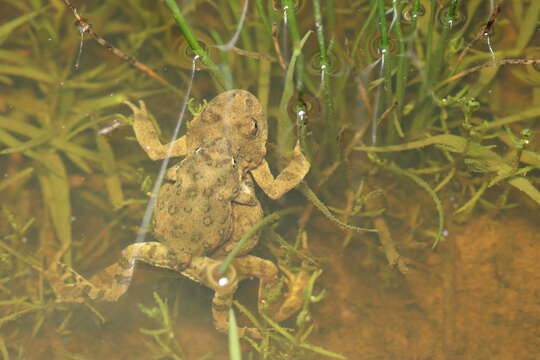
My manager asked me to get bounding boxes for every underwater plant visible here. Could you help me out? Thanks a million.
[0,0,538,358]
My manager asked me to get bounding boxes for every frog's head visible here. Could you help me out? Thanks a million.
[187,90,268,171]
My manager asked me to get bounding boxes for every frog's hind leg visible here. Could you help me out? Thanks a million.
[233,255,309,322]
[182,257,260,338]
[47,242,191,303]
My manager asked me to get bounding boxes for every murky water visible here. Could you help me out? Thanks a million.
[1,0,539,359]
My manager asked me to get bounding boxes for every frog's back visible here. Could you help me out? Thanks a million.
[154,138,240,257]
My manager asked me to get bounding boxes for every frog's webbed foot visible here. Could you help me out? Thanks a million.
[125,100,187,160]
[272,266,310,322]
[46,242,191,303]
[233,255,310,323]
[45,262,96,303]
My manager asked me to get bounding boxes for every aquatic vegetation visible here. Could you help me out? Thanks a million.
[0,0,538,358]
[138,292,187,360]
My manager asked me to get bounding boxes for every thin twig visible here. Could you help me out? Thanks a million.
[61,0,175,92]
[443,58,540,84]
[272,23,287,70]
[231,46,276,62]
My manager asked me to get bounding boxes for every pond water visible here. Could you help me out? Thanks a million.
[0,0,539,359]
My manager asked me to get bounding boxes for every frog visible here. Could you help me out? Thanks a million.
[46,90,311,337]
[126,90,312,334]
[152,136,246,258]
[46,136,243,303]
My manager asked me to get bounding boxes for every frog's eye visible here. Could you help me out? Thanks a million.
[248,117,259,137]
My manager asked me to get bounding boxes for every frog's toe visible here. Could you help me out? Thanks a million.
[267,268,311,322]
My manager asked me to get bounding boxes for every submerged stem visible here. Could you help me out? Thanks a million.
[164,0,225,87]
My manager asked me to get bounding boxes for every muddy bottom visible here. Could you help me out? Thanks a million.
[313,211,540,360]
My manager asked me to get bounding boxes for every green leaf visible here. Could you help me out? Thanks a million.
[0,8,46,46]
[228,309,242,360]
[37,152,72,262]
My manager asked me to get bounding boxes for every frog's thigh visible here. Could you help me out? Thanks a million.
[232,255,280,310]
[184,257,240,333]
[125,100,187,160]
[59,242,189,303]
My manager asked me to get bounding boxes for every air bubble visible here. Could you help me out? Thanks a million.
[287,93,320,125]
[308,51,343,76]
[401,3,426,23]
[273,0,305,12]
[368,33,397,59]
[437,4,466,31]
[218,276,229,287]
[168,31,217,70]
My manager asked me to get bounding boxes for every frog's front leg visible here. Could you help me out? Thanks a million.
[47,242,190,303]
[125,100,187,160]
[250,143,310,199]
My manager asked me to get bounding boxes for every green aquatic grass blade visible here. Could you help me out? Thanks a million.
[163,0,224,87]
[0,114,42,138]
[0,64,55,83]
[356,134,539,207]
[37,152,72,263]
[0,133,54,155]
[298,183,377,233]
[475,105,540,131]
[0,128,58,174]
[299,343,347,360]
[516,1,540,51]
[355,134,467,153]
[521,150,540,168]
[0,239,40,268]
[385,164,445,249]
[61,150,93,174]
[278,31,312,154]
[254,0,271,35]
[282,0,305,90]
[375,0,393,102]
[228,309,242,360]
[233,300,264,331]
[0,167,34,193]
[508,177,540,205]
[54,142,101,164]
[0,335,8,360]
[0,8,46,46]
[313,0,339,157]
[454,181,487,215]
[260,313,295,342]
[73,94,128,119]
[96,135,125,209]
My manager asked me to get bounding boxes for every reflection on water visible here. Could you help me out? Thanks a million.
[1,0,539,359]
